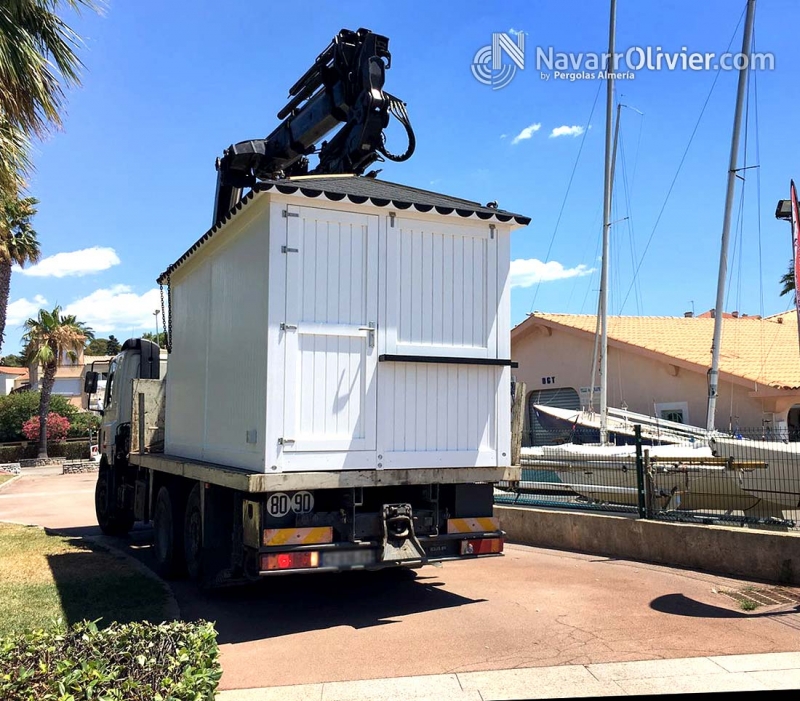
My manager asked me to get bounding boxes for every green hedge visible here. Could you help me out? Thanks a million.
[0,440,90,462]
[0,619,221,701]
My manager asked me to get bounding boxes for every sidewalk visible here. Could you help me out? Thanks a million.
[216,652,800,700]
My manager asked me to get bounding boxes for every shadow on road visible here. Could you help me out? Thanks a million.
[175,569,485,645]
[47,524,488,644]
[44,533,168,629]
[651,593,800,626]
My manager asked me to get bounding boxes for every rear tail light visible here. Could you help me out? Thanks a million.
[460,538,503,555]
[261,551,319,571]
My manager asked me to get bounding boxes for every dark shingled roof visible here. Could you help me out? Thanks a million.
[158,175,529,283]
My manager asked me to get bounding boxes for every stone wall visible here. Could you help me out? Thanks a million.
[496,505,799,585]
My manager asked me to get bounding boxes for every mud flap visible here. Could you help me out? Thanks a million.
[380,503,428,563]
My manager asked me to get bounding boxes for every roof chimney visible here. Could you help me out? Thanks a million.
[684,311,693,318]
[710,309,715,319]
[731,311,739,318]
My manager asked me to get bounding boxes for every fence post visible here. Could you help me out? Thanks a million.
[644,449,655,518]
[511,381,526,466]
[634,424,647,519]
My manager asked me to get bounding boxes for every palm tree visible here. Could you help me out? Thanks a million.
[0,1,99,196]
[0,193,40,353]
[22,306,93,458]
[0,1,98,135]
[0,118,30,197]
[780,260,794,299]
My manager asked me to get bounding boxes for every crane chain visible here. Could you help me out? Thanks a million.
[160,276,172,353]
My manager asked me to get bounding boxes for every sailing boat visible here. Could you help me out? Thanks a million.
[520,0,775,514]
[532,0,708,448]
[708,177,800,515]
[535,0,759,448]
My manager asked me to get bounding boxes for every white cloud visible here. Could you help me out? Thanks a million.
[550,125,586,139]
[15,247,121,278]
[511,123,541,145]
[63,285,161,334]
[6,295,48,328]
[510,259,595,288]
[508,28,525,37]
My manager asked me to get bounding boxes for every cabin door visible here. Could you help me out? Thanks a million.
[282,205,379,453]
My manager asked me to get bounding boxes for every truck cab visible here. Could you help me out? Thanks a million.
[84,338,165,534]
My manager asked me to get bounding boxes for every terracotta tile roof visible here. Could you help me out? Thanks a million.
[517,312,800,390]
[0,366,28,376]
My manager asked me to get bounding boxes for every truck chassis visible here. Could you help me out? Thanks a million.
[93,380,517,587]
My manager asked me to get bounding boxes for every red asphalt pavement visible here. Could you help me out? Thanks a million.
[2,469,800,691]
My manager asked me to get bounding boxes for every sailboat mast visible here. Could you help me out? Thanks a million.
[599,0,617,444]
[706,0,757,432]
[591,101,621,416]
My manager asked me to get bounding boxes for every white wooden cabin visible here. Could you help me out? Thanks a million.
[159,176,530,473]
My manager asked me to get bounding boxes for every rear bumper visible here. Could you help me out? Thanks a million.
[256,531,505,576]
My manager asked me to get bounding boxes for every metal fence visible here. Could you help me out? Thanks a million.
[495,426,800,531]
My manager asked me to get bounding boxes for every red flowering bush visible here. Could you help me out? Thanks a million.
[22,413,70,441]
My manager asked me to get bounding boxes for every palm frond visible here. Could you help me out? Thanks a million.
[22,304,92,368]
[0,1,99,135]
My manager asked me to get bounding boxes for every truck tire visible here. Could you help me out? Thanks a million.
[95,469,134,536]
[183,483,203,581]
[153,485,186,579]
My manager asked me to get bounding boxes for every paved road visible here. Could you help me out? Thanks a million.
[2,469,800,693]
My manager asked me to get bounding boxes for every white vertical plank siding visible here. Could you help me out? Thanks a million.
[377,362,502,464]
[387,218,495,357]
[452,236,465,347]
[167,191,516,473]
[376,216,507,468]
[281,206,378,464]
[496,224,512,464]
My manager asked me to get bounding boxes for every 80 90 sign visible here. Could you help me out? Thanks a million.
[266,491,315,517]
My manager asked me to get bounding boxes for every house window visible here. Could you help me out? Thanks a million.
[655,402,689,425]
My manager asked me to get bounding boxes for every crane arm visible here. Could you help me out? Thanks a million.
[212,28,415,226]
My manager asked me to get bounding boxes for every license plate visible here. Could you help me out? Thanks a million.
[322,549,377,567]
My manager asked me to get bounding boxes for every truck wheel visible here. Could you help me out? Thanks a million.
[183,483,203,581]
[153,485,186,579]
[95,469,134,536]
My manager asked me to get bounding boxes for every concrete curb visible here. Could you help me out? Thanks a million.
[0,520,181,623]
[213,652,800,699]
[0,473,22,492]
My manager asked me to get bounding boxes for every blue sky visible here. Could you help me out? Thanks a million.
[5,0,800,352]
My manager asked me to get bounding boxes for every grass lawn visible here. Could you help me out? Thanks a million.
[0,523,168,637]
[0,474,15,487]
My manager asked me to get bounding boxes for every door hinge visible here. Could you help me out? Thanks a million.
[281,245,299,253]
[278,437,295,445]
[282,210,299,218]
[280,322,298,331]
[358,322,376,347]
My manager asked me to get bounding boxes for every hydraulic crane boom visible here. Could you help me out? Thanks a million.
[212,27,415,226]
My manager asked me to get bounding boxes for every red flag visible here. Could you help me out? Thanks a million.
[793,180,800,351]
